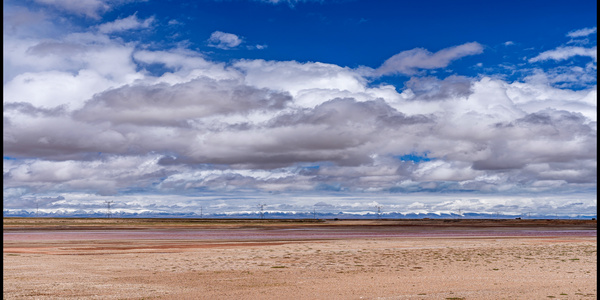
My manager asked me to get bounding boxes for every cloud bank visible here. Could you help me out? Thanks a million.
[2,3,597,217]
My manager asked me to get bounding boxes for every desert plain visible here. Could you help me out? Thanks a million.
[3,217,597,299]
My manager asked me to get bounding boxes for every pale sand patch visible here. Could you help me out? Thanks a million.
[4,235,596,299]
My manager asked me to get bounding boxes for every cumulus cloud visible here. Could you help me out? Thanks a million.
[523,64,597,89]
[4,34,143,109]
[132,48,237,81]
[2,6,596,216]
[2,4,54,37]
[375,42,484,76]
[3,7,153,107]
[401,75,473,101]
[73,77,293,126]
[3,155,173,196]
[5,72,595,195]
[97,14,155,34]
[207,31,243,49]
[234,59,369,103]
[32,0,136,19]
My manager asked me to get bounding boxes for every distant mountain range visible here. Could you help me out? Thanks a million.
[3,210,596,220]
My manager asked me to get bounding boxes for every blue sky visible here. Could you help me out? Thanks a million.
[3,0,597,217]
[95,0,597,84]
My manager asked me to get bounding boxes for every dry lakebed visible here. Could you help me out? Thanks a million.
[3,218,597,299]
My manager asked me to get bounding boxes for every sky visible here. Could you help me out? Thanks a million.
[3,0,597,218]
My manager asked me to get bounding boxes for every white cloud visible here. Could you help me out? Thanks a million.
[413,160,480,182]
[73,76,293,126]
[32,0,133,19]
[523,63,597,89]
[3,155,169,196]
[2,4,56,37]
[3,4,71,82]
[5,70,596,197]
[2,3,596,216]
[3,32,143,109]
[233,59,369,104]
[97,14,155,34]
[207,31,243,49]
[505,78,597,122]
[256,0,322,7]
[529,46,597,63]
[132,48,237,82]
[248,44,268,50]
[567,26,597,38]
[375,42,484,76]
[4,70,116,109]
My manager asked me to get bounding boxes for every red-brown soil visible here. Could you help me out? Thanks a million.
[3,218,597,299]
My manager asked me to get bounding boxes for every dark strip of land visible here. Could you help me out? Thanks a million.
[3,217,596,231]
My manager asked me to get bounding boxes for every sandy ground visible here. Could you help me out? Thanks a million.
[3,218,597,299]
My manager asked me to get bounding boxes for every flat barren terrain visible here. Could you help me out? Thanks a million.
[3,218,597,299]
